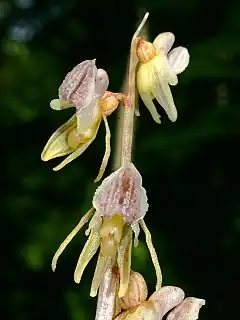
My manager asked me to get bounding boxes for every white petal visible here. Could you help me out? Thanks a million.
[168,47,190,74]
[154,53,178,86]
[95,69,109,97]
[153,32,175,54]
[152,69,178,122]
[139,91,161,124]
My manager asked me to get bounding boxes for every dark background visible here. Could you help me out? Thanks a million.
[1,0,239,319]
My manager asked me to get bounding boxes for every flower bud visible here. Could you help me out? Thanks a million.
[100,91,120,116]
[119,271,148,310]
[136,38,157,63]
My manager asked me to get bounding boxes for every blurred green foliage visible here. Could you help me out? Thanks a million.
[1,0,239,319]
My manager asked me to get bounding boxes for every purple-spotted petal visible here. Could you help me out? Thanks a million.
[59,59,97,110]
[93,161,148,223]
[168,47,190,75]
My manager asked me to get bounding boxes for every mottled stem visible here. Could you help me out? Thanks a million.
[95,12,149,320]
[95,262,119,320]
[121,12,149,163]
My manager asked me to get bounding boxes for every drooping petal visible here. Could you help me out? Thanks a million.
[168,47,190,75]
[139,91,161,124]
[74,218,102,284]
[166,297,205,320]
[152,65,178,122]
[41,115,78,161]
[153,32,175,54]
[59,59,97,108]
[136,61,161,123]
[94,115,111,182]
[90,253,109,297]
[149,286,185,319]
[52,117,101,171]
[51,207,94,271]
[140,220,162,290]
[117,225,132,297]
[93,160,149,223]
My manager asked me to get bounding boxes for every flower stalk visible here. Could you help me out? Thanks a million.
[95,12,150,320]
[121,12,149,163]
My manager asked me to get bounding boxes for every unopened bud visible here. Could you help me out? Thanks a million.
[119,271,148,310]
[100,91,120,116]
[136,38,157,63]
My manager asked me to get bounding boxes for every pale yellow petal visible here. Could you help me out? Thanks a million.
[53,118,101,171]
[50,99,72,110]
[51,207,95,271]
[94,115,111,182]
[139,92,161,124]
[74,218,102,284]
[76,99,101,134]
[117,225,132,298]
[41,115,77,161]
[140,219,162,290]
[90,253,109,297]
[152,68,177,122]
[153,32,175,54]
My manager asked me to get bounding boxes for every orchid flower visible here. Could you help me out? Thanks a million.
[136,32,190,123]
[51,159,162,299]
[41,59,121,182]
